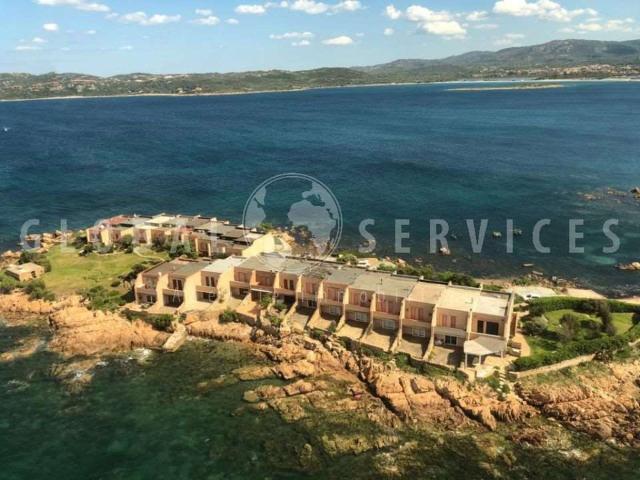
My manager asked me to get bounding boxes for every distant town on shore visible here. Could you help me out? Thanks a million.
[2,38,640,101]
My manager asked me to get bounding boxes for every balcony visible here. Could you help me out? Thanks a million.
[196,285,217,294]
[162,288,184,297]
[433,325,467,339]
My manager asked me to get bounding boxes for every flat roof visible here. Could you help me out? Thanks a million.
[147,215,176,225]
[143,259,191,277]
[474,292,510,317]
[325,266,363,286]
[350,272,417,297]
[407,282,447,304]
[120,216,150,227]
[171,261,211,277]
[174,215,210,228]
[237,255,287,272]
[438,287,480,312]
[203,256,246,274]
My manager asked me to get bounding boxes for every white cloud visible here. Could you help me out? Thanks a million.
[403,5,467,39]
[16,45,42,51]
[474,23,499,30]
[226,18,240,24]
[118,12,181,26]
[384,27,394,36]
[292,39,311,46]
[85,29,97,34]
[494,32,525,46]
[290,0,329,14]
[466,10,488,22]
[235,4,267,14]
[575,18,635,33]
[119,45,133,50]
[35,0,110,13]
[43,23,60,31]
[385,5,402,20]
[32,36,47,44]
[193,16,220,25]
[270,31,315,39]
[195,8,213,16]
[422,21,466,38]
[493,0,597,23]
[322,35,354,45]
[332,0,363,13]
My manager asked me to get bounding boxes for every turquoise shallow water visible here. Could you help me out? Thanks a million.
[0,82,639,293]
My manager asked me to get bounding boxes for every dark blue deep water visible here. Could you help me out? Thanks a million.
[1,82,639,293]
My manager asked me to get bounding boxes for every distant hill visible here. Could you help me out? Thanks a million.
[358,39,640,74]
[2,39,640,100]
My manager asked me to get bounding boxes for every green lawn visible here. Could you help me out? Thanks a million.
[41,245,167,296]
[524,309,635,357]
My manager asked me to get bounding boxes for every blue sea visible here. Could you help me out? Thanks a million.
[1,82,639,294]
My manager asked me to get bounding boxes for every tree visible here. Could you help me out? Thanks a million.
[119,263,147,288]
[558,313,580,342]
[117,234,134,253]
[596,301,616,336]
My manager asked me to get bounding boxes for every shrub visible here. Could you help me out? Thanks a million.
[528,297,640,315]
[168,242,197,259]
[273,301,287,313]
[633,313,640,326]
[0,275,20,294]
[513,332,634,371]
[145,314,173,332]
[19,251,52,272]
[265,313,282,328]
[81,286,125,311]
[521,316,548,336]
[259,294,273,310]
[377,263,397,273]
[24,279,55,301]
[80,243,95,256]
[220,309,238,323]
[558,313,580,341]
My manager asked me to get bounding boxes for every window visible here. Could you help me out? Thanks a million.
[283,278,295,290]
[477,320,484,333]
[352,311,368,323]
[486,322,500,336]
[382,319,397,330]
[324,305,341,316]
[450,315,457,328]
[172,279,183,290]
[205,276,216,287]
[199,292,216,303]
[444,335,458,346]
[410,327,426,338]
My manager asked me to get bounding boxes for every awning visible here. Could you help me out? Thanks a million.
[464,336,506,357]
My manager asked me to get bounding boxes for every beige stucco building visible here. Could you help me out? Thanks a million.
[133,253,516,368]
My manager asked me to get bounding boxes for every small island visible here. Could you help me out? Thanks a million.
[448,83,564,92]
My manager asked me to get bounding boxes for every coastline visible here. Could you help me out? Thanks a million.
[1,77,639,104]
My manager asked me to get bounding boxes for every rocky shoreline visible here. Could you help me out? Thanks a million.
[1,291,640,459]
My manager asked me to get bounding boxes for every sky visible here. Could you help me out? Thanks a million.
[2,0,640,75]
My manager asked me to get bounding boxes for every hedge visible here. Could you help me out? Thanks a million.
[527,297,640,315]
[513,323,640,371]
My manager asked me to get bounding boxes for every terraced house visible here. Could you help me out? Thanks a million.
[132,253,516,368]
[85,212,277,257]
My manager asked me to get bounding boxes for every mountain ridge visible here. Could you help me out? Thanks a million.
[2,38,640,100]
